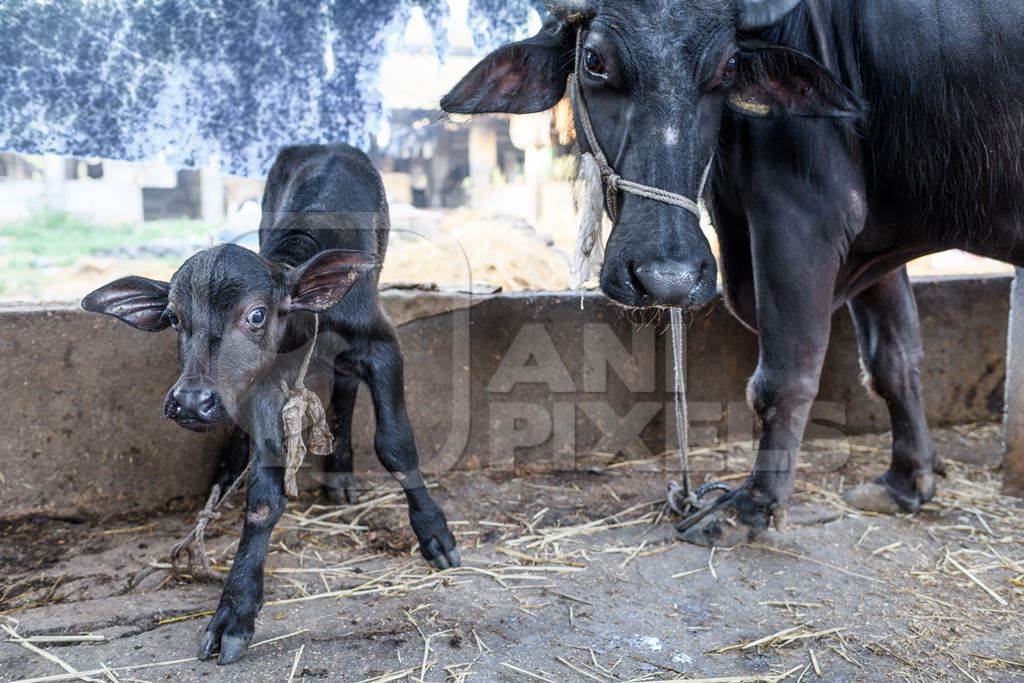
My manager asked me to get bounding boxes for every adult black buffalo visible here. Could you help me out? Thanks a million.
[442,0,1024,544]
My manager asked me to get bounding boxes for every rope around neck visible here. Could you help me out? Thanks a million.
[281,314,334,498]
[168,314,329,579]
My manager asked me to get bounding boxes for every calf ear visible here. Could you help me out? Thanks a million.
[440,16,575,115]
[728,43,862,119]
[81,276,171,332]
[286,250,381,313]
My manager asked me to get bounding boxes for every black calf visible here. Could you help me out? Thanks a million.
[82,143,459,665]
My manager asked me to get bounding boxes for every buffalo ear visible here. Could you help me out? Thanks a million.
[727,43,862,119]
[440,16,575,115]
[81,276,171,332]
[286,250,381,313]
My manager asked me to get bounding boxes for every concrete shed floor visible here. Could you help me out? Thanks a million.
[2,425,1023,682]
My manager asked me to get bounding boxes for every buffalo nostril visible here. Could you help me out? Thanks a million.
[698,259,714,280]
[628,263,649,297]
[630,261,707,308]
[197,390,216,417]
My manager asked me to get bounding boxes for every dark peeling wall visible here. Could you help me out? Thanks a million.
[0,0,540,177]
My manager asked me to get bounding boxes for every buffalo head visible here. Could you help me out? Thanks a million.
[442,0,860,310]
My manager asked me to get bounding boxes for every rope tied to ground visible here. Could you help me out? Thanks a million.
[565,26,725,518]
[170,458,251,580]
[666,308,697,512]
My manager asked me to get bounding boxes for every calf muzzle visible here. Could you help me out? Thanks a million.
[165,383,223,431]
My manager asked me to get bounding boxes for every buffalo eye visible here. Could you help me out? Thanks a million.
[722,55,738,87]
[246,307,267,329]
[165,310,180,329]
[583,48,606,77]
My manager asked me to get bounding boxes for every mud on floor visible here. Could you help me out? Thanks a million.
[1,425,1023,682]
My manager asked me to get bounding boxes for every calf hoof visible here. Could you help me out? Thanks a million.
[198,606,255,665]
[423,537,461,570]
[676,488,772,548]
[410,507,460,570]
[843,471,936,514]
[323,472,357,505]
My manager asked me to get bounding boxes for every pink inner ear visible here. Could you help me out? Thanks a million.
[287,257,375,312]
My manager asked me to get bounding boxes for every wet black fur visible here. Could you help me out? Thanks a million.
[200,144,459,664]
[83,144,459,665]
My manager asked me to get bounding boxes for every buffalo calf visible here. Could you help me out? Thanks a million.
[82,144,459,665]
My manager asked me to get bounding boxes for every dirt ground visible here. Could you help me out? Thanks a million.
[2,424,1022,682]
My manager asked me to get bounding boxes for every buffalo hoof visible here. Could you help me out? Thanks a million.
[843,471,936,514]
[675,487,774,548]
[409,502,460,570]
[323,472,357,505]
[678,509,762,547]
[842,481,902,514]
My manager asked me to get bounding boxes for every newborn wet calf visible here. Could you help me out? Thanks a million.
[82,144,459,665]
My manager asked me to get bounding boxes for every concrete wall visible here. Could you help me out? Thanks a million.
[0,274,1010,519]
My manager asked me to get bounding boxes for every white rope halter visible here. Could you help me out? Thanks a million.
[568,28,713,224]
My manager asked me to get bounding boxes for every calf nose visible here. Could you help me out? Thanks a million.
[630,259,716,309]
[167,385,217,422]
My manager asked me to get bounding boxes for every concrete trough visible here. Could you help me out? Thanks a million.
[0,274,1011,519]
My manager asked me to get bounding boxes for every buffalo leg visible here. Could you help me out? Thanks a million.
[680,211,839,546]
[199,395,285,665]
[324,376,359,504]
[844,267,942,512]
[357,328,460,569]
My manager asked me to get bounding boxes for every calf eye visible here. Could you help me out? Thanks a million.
[165,310,180,329]
[583,48,606,77]
[246,307,267,328]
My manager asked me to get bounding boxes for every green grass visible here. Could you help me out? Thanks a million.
[0,212,221,298]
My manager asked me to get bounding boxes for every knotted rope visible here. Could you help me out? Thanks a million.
[169,458,251,580]
[665,309,730,516]
[280,314,333,498]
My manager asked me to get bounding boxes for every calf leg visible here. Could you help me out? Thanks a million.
[680,211,839,546]
[324,376,359,504]
[844,267,942,512]
[213,427,250,493]
[356,328,460,569]
[199,395,285,665]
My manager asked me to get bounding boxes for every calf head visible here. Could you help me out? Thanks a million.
[442,0,860,310]
[82,244,379,431]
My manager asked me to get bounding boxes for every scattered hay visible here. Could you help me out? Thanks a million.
[5,424,1022,681]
